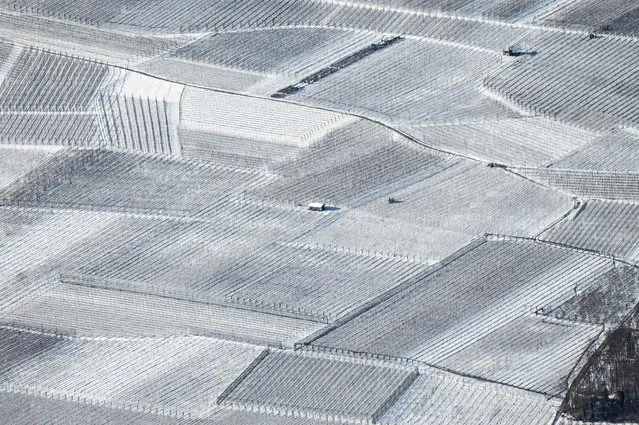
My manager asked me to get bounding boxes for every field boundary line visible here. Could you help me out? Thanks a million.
[216,348,270,405]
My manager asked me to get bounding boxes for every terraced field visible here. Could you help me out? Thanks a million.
[290,37,508,124]
[0,149,270,216]
[220,350,417,423]
[541,200,639,262]
[485,33,639,131]
[404,117,598,167]
[308,237,613,371]
[252,119,457,206]
[539,0,639,36]
[0,328,265,418]
[172,28,379,77]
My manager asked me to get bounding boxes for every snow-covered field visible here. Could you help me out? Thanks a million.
[0,1,636,423]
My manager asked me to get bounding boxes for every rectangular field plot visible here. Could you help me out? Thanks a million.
[310,237,613,365]
[0,327,65,375]
[380,369,561,425]
[326,0,548,21]
[0,48,107,111]
[0,390,335,425]
[0,390,334,425]
[180,87,351,148]
[171,27,379,77]
[404,116,597,167]
[195,242,430,321]
[0,331,265,418]
[253,119,455,206]
[0,12,184,66]
[0,391,217,425]
[605,7,639,38]
[0,40,12,64]
[205,410,334,425]
[72,203,330,292]
[539,0,639,34]
[362,160,572,237]
[97,94,178,157]
[317,6,549,52]
[107,0,334,33]
[516,168,639,202]
[136,58,266,93]
[541,200,639,262]
[0,204,328,345]
[290,38,509,125]
[437,315,602,394]
[220,350,417,424]
[299,209,474,264]
[179,129,303,170]
[0,281,323,347]
[0,207,133,312]
[5,0,129,24]
[0,149,270,216]
[549,130,639,172]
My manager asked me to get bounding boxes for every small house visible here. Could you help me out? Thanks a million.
[308,202,325,211]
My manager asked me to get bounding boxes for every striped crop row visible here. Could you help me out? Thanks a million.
[0,48,107,112]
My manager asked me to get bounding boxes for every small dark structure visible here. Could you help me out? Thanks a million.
[502,46,522,56]
[502,46,537,57]
[388,197,401,204]
[487,162,507,169]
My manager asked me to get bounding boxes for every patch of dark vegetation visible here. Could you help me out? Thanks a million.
[272,35,402,98]
[564,327,639,422]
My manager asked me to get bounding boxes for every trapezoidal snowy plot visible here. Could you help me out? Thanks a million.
[309,237,612,374]
[218,349,417,424]
[251,119,457,207]
[0,149,271,216]
[0,279,324,347]
[380,368,562,425]
[0,328,266,419]
[180,87,353,148]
